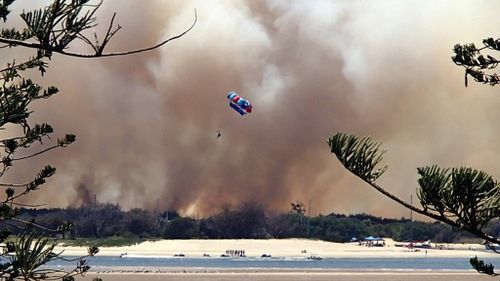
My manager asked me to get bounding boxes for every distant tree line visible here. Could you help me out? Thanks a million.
[12,202,500,243]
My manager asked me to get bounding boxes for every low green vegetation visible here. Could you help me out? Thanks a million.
[13,203,498,243]
[60,237,161,247]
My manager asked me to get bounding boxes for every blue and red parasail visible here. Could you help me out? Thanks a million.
[227,91,253,115]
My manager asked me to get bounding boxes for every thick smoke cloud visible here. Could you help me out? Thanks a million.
[4,1,500,218]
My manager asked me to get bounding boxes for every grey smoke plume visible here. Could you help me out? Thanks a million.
[5,1,500,218]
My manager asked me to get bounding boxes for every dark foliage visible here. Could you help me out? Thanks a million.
[328,132,500,276]
[453,39,500,86]
[16,203,490,243]
[0,1,195,278]
[470,256,497,276]
[212,203,268,239]
[164,217,198,239]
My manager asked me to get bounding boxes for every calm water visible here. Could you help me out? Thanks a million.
[48,256,500,271]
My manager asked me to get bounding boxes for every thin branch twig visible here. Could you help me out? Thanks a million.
[0,10,197,59]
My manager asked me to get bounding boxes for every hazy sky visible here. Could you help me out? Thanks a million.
[3,0,500,219]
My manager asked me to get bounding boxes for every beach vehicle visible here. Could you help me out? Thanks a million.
[394,240,431,249]
[307,255,323,261]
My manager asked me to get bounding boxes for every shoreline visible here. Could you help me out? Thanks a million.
[56,238,498,259]
[60,239,498,281]
[89,267,481,273]
[75,270,493,281]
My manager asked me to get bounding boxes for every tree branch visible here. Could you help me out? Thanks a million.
[328,132,500,245]
[11,144,59,161]
[365,177,500,244]
[0,9,197,59]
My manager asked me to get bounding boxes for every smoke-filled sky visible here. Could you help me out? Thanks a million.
[3,0,500,218]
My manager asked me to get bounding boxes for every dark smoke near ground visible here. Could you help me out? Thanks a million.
[4,1,500,218]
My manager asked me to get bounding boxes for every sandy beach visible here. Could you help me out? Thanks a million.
[59,238,499,280]
[57,238,498,259]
